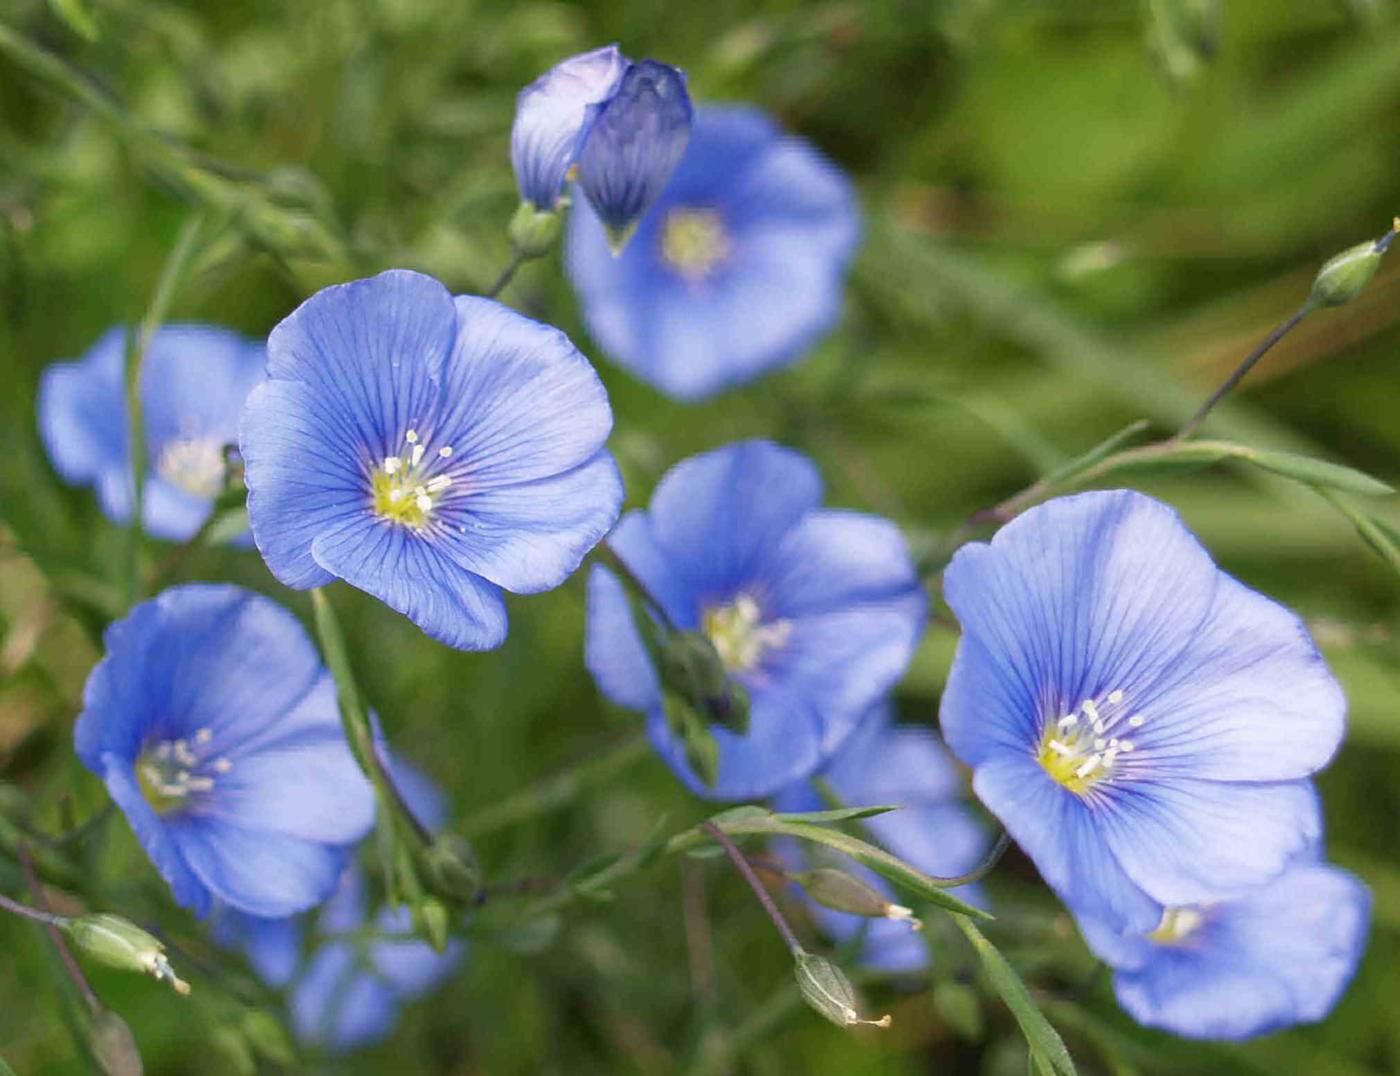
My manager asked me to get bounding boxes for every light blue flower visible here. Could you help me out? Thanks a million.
[511,46,690,245]
[239,269,623,651]
[290,866,464,1053]
[575,59,692,251]
[1077,860,1370,1039]
[38,324,265,540]
[586,440,926,799]
[775,709,988,973]
[74,584,375,918]
[567,106,860,401]
[939,490,1345,932]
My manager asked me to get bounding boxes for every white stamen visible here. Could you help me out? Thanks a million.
[185,776,215,793]
[1118,741,1135,753]
[1094,738,1107,750]
[1081,699,1100,721]
[425,475,452,493]
[411,443,426,467]
[1058,714,1078,729]
[383,456,402,474]
[438,446,453,458]
[1047,739,1073,757]
[195,728,212,745]
[1102,748,1119,767]
[1107,689,1124,704]
[212,758,232,774]
[1128,714,1146,728]
[389,489,404,503]
[1076,755,1101,779]
[415,493,432,513]
[405,430,419,444]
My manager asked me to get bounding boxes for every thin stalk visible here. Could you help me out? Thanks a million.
[0,890,68,928]
[599,543,676,632]
[701,821,802,954]
[485,250,528,299]
[462,729,650,837]
[925,831,1012,888]
[1174,302,1314,441]
[123,211,209,607]
[18,846,99,1015]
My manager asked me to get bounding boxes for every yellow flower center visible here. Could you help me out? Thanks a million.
[137,728,231,814]
[1037,690,1144,795]
[372,429,457,530]
[156,437,227,499]
[661,208,730,280]
[703,594,791,673]
[1146,906,1206,945]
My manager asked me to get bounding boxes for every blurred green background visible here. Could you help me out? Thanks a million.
[2,0,1400,1072]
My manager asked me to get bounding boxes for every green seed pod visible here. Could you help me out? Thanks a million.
[422,832,482,905]
[793,951,891,1030]
[1311,239,1383,308]
[795,867,920,929]
[65,914,189,995]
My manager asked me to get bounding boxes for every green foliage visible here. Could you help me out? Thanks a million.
[1,1,1399,1074]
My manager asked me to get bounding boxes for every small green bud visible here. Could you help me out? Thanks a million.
[795,868,921,930]
[793,950,891,1030]
[659,631,749,734]
[508,200,563,258]
[89,1009,142,1076]
[421,832,482,905]
[664,691,722,787]
[1311,239,1382,308]
[416,897,452,954]
[65,914,189,995]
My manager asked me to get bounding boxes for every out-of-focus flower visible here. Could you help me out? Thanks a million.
[775,709,987,972]
[74,584,374,918]
[38,324,264,540]
[1077,861,1370,1039]
[586,440,925,799]
[511,46,690,248]
[939,490,1345,932]
[567,106,860,401]
[239,270,622,651]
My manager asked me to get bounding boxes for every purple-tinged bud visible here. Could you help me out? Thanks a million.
[510,45,627,211]
[576,59,693,253]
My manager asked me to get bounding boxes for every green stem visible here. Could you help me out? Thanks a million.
[462,730,650,838]
[0,890,68,928]
[123,211,209,607]
[485,249,529,299]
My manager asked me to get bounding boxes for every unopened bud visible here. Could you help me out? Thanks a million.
[659,631,749,734]
[508,201,563,258]
[1310,223,1395,308]
[664,691,722,787]
[793,950,891,1030]
[422,832,482,905]
[89,1009,142,1076]
[795,868,922,931]
[65,914,189,995]
[416,897,452,954]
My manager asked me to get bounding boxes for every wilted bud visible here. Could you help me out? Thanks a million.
[415,897,452,954]
[658,631,749,734]
[795,868,922,930]
[65,914,189,995]
[510,45,628,211]
[1310,222,1396,308]
[508,200,564,258]
[577,59,693,253]
[422,832,483,905]
[89,1009,143,1076]
[793,950,891,1030]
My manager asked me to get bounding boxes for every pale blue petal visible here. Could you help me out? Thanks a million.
[762,511,921,619]
[291,943,400,1051]
[37,327,126,485]
[584,564,662,712]
[103,758,210,916]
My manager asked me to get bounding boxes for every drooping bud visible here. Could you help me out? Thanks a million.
[510,45,627,211]
[421,832,482,905]
[658,630,750,734]
[794,868,922,931]
[508,200,564,258]
[576,59,693,253]
[793,950,891,1030]
[65,913,189,995]
[1310,221,1396,308]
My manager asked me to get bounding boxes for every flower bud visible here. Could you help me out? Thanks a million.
[511,45,627,211]
[1310,222,1396,308]
[576,59,693,253]
[89,1009,143,1076]
[795,868,922,930]
[65,914,190,995]
[421,832,482,905]
[793,951,891,1030]
[508,200,564,258]
[658,630,750,734]
[664,691,722,788]
[415,897,452,954]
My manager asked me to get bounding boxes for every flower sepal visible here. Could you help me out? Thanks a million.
[1310,221,1396,308]
[793,950,891,1030]
[420,832,483,907]
[508,200,564,259]
[65,913,190,995]
[663,690,721,788]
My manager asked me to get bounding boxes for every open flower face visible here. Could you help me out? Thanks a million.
[940,490,1346,932]
[239,270,623,651]
[585,440,926,799]
[38,324,265,540]
[567,106,860,401]
[1076,862,1370,1040]
[74,584,375,918]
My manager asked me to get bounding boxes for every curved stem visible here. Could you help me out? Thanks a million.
[701,821,802,953]
[17,846,98,1016]
[1174,302,1313,441]
[921,830,1012,888]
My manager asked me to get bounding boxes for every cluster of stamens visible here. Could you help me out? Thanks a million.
[1146,906,1206,946]
[1038,689,1145,794]
[661,207,731,280]
[138,727,231,812]
[703,593,792,673]
[372,429,457,529]
[156,437,228,499]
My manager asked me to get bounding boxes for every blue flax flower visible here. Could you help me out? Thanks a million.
[240,269,623,651]
[1077,860,1370,1039]
[939,490,1345,932]
[291,867,464,1052]
[74,584,375,918]
[776,709,987,972]
[39,324,265,540]
[511,45,690,244]
[567,106,860,401]
[586,440,926,799]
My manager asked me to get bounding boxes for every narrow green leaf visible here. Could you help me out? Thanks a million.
[1317,491,1400,575]
[1095,440,1393,497]
[1041,419,1150,488]
[953,914,1076,1076]
[46,0,99,40]
[707,805,773,826]
[773,804,900,824]
[1242,446,1392,496]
